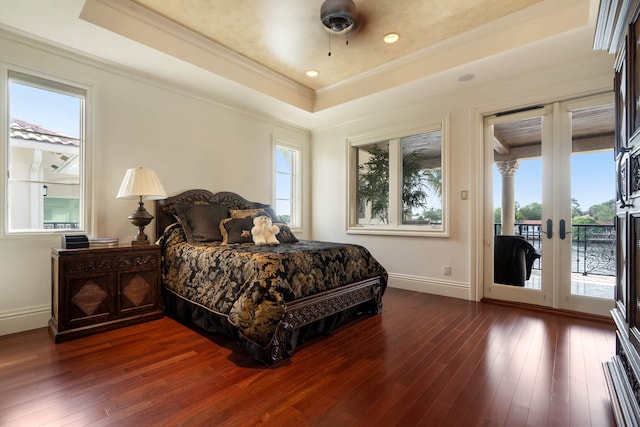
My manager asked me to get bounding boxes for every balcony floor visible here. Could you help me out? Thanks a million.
[524,270,615,299]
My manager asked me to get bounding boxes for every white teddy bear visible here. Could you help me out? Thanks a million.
[251,214,280,245]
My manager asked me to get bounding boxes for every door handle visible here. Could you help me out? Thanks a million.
[617,148,633,208]
[541,218,552,239]
[559,219,568,240]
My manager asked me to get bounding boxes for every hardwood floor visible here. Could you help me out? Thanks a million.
[0,288,615,426]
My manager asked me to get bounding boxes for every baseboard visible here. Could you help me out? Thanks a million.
[387,273,470,300]
[0,304,50,336]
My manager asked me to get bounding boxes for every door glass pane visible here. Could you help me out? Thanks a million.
[569,104,615,299]
[493,116,543,289]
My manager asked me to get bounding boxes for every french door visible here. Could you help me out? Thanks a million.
[483,93,615,316]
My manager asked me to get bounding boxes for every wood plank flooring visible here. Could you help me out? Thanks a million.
[0,288,615,426]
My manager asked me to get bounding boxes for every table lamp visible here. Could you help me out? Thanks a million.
[116,167,167,245]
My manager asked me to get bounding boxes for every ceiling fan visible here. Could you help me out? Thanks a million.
[320,0,358,33]
[320,0,360,56]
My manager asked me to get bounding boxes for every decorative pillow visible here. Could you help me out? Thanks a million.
[220,217,255,244]
[174,203,229,244]
[275,223,299,243]
[230,208,265,219]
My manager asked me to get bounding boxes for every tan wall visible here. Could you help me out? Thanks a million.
[0,31,311,335]
[310,49,614,301]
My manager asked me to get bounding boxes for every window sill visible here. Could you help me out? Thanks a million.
[2,229,89,240]
[346,226,448,238]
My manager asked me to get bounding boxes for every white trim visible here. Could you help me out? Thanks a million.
[346,116,450,237]
[388,272,469,300]
[79,0,315,112]
[2,63,95,238]
[479,92,615,315]
[0,304,50,336]
[272,136,303,230]
[470,109,484,302]
[0,26,310,136]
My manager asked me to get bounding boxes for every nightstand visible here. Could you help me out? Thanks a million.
[49,244,163,342]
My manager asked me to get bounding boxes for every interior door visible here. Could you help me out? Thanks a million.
[483,94,616,316]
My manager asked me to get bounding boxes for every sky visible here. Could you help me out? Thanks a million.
[493,150,615,211]
[9,81,81,137]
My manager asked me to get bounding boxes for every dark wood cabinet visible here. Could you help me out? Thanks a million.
[596,0,640,423]
[49,245,163,342]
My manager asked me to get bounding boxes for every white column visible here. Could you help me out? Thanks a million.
[496,160,519,235]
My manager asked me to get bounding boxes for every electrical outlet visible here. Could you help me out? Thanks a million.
[443,265,451,276]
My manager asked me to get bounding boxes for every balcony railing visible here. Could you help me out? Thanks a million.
[494,223,615,277]
[43,222,80,230]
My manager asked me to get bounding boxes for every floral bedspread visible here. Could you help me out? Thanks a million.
[159,223,387,347]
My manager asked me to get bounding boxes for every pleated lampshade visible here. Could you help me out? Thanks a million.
[116,167,167,200]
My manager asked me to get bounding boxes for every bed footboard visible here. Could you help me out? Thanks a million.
[268,277,383,364]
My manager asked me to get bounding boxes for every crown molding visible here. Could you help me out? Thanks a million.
[80,0,316,112]
[314,0,591,110]
[79,0,593,114]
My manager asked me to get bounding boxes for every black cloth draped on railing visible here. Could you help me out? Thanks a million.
[494,223,614,277]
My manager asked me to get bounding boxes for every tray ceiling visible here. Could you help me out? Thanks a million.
[130,0,543,90]
[79,0,594,112]
[0,0,608,127]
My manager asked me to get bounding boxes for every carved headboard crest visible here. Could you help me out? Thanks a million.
[155,189,277,237]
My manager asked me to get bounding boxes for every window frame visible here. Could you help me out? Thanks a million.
[346,117,450,237]
[2,65,93,238]
[273,137,302,230]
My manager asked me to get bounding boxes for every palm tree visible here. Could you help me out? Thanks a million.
[358,145,390,223]
[402,151,429,221]
[358,146,442,223]
[424,169,442,197]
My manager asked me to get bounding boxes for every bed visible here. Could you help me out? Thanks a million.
[155,189,387,365]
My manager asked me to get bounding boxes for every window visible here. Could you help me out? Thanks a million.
[6,70,87,234]
[348,120,448,236]
[274,140,301,228]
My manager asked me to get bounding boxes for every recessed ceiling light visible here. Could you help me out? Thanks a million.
[306,69,319,77]
[458,74,475,82]
[383,33,400,44]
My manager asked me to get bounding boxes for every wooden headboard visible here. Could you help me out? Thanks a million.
[155,189,278,238]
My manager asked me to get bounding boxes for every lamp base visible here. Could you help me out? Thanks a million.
[131,238,150,246]
[128,197,153,246]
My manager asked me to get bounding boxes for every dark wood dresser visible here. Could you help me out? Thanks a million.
[49,244,163,342]
[595,0,640,424]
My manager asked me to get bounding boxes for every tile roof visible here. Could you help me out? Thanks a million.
[9,118,79,147]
